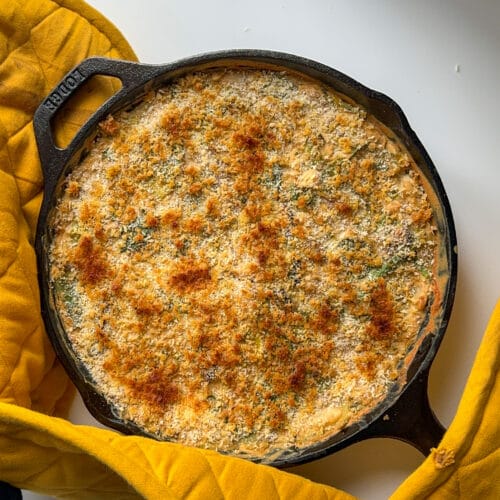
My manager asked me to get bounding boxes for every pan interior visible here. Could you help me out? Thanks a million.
[39,56,449,463]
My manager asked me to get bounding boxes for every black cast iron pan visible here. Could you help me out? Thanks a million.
[33,50,457,468]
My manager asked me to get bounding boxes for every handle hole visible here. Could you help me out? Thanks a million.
[51,75,123,149]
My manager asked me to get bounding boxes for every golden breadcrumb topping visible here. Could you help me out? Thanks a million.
[49,68,438,460]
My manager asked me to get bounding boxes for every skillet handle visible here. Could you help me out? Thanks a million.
[33,57,163,192]
[356,369,445,455]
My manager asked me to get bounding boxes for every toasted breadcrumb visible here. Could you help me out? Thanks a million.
[49,68,439,460]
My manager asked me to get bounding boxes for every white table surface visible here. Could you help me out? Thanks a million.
[25,1,500,498]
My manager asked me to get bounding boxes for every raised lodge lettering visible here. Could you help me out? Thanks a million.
[44,68,85,111]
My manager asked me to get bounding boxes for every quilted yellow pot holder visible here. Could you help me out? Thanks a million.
[0,1,498,498]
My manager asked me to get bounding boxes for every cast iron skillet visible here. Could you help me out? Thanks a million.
[33,50,457,468]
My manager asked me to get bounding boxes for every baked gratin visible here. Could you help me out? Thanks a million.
[48,68,439,460]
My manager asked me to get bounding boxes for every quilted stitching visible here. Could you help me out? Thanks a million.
[0,0,135,416]
[0,401,353,498]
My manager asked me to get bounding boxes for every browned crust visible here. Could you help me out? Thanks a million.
[49,68,439,458]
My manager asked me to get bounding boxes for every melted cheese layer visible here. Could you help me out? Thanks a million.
[49,68,438,460]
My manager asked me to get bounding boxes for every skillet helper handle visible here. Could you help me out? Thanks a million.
[33,57,162,190]
[358,370,445,455]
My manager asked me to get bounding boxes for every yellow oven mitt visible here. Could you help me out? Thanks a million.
[390,302,500,499]
[0,1,499,499]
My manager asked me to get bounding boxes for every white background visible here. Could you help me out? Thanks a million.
[25,1,500,498]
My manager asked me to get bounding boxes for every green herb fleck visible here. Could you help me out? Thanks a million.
[54,276,82,321]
